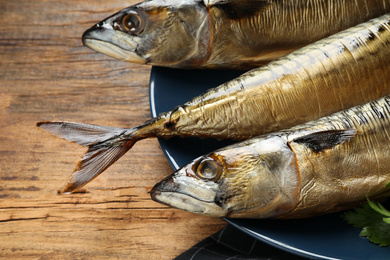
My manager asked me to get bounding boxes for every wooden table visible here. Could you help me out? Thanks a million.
[0,1,225,258]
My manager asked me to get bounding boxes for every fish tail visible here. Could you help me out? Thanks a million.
[37,121,138,194]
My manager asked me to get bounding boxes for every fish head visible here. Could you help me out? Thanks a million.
[82,0,211,67]
[151,135,301,218]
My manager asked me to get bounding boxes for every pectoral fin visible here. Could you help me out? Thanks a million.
[291,129,357,153]
[210,0,272,20]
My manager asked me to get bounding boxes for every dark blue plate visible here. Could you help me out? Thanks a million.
[149,66,390,260]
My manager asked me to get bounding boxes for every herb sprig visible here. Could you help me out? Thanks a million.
[343,183,390,247]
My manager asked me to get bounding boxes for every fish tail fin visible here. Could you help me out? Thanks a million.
[37,121,138,194]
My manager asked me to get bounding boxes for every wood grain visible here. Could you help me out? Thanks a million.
[0,0,225,258]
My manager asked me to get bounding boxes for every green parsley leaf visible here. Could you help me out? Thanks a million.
[367,197,390,217]
[343,202,383,228]
[343,196,390,246]
[360,220,390,247]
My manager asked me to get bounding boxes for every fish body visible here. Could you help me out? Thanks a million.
[38,14,390,193]
[151,96,390,218]
[147,13,390,139]
[82,0,390,69]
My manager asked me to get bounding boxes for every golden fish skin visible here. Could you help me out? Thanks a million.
[82,0,390,69]
[38,14,390,193]
[155,13,390,139]
[151,96,390,218]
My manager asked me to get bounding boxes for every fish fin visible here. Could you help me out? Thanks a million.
[292,129,357,153]
[59,140,134,194]
[37,121,136,193]
[37,121,127,146]
[211,0,272,20]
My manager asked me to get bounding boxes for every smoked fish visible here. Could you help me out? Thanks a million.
[82,0,390,69]
[38,14,390,193]
[151,95,390,218]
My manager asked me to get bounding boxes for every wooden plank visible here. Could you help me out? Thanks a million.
[0,0,226,258]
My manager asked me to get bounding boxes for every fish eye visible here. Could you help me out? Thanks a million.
[121,10,146,35]
[195,158,221,181]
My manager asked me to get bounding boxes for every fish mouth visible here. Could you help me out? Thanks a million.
[150,174,227,217]
[151,190,227,217]
[82,26,145,64]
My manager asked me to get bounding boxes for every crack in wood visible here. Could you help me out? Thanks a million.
[0,216,48,223]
